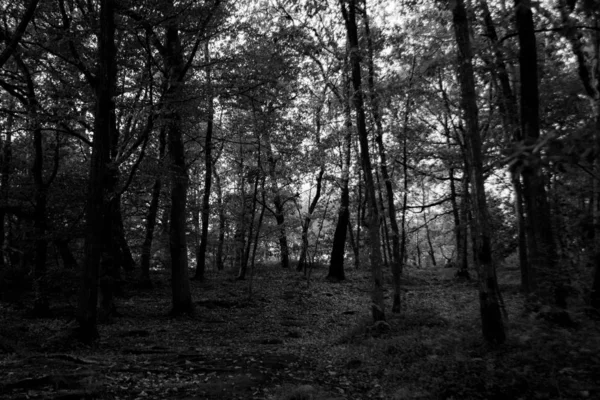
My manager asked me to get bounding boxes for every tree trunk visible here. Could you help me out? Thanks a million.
[449,167,469,278]
[363,2,402,312]
[139,128,166,287]
[164,16,193,316]
[556,0,600,311]
[513,175,531,291]
[76,0,116,343]
[516,0,562,306]
[398,94,411,281]
[213,167,225,271]
[264,132,290,269]
[115,201,134,272]
[235,146,247,279]
[452,0,507,344]
[0,104,13,269]
[26,84,50,316]
[330,75,356,274]
[479,0,529,289]
[194,43,215,282]
[55,239,78,270]
[251,178,266,269]
[328,109,351,280]
[298,167,325,272]
[0,0,40,70]
[341,0,385,323]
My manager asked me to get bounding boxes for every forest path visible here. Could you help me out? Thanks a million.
[1,265,599,399]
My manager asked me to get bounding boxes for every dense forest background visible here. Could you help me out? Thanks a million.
[1,0,600,398]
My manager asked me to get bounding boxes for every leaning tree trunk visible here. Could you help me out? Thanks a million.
[479,0,529,290]
[329,71,354,278]
[328,85,352,281]
[298,167,325,272]
[363,2,402,312]
[139,127,166,287]
[77,0,116,343]
[341,0,385,323]
[298,105,325,273]
[452,0,507,344]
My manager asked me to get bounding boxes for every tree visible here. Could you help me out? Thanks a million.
[0,0,40,70]
[553,0,600,310]
[362,1,402,312]
[515,0,563,306]
[451,0,507,344]
[77,0,117,342]
[341,0,385,323]
[194,42,216,282]
[328,76,353,282]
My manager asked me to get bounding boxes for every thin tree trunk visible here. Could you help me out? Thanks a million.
[55,239,78,270]
[20,69,51,316]
[264,131,290,269]
[0,103,13,269]
[239,173,260,280]
[479,0,529,288]
[452,0,507,344]
[376,170,391,269]
[194,42,215,281]
[341,0,385,323]
[251,178,266,270]
[235,141,247,278]
[139,127,166,287]
[0,0,40,70]
[115,200,134,272]
[298,167,325,272]
[398,95,411,281]
[214,167,225,270]
[364,2,402,312]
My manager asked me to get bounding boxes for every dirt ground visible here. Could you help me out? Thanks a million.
[1,264,599,399]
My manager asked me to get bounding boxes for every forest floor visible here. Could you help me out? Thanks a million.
[1,263,600,400]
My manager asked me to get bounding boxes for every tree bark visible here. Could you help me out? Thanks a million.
[164,13,193,316]
[0,0,40,70]
[515,0,561,306]
[213,167,225,270]
[451,0,507,344]
[341,0,385,323]
[77,0,116,342]
[194,42,215,281]
[298,167,325,272]
[139,127,166,287]
[555,0,600,311]
[328,96,352,280]
[55,239,78,270]
[0,103,12,269]
[16,56,52,316]
[479,0,529,289]
[264,131,290,269]
[363,2,402,312]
